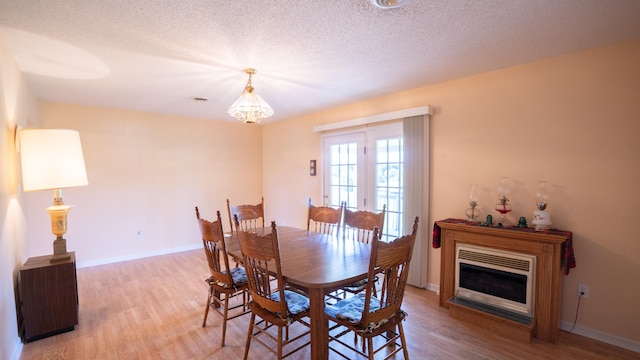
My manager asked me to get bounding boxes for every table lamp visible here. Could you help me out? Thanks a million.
[19,129,89,262]
[464,183,481,222]
[532,180,552,231]
[494,176,513,227]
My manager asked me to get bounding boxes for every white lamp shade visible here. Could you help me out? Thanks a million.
[19,129,89,191]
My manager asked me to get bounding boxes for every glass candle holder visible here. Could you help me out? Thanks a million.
[494,177,513,226]
[465,183,481,222]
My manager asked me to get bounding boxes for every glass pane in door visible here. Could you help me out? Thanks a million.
[328,142,359,209]
[375,137,403,241]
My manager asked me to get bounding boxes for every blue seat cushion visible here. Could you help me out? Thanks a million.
[345,278,367,289]
[325,293,381,323]
[209,267,247,288]
[225,266,248,285]
[270,289,310,315]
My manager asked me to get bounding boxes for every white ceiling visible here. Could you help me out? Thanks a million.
[1,0,639,123]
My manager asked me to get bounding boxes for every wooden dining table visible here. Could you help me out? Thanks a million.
[225,226,371,360]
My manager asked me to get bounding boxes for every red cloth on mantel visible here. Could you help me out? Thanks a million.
[432,218,576,275]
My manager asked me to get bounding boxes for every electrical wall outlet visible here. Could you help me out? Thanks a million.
[310,160,316,176]
[578,284,589,298]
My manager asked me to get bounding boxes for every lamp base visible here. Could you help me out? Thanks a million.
[51,237,71,263]
[465,206,481,222]
[495,214,513,227]
[532,210,552,231]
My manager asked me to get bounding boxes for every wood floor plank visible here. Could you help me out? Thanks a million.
[19,249,638,359]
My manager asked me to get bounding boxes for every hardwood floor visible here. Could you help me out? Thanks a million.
[19,249,638,359]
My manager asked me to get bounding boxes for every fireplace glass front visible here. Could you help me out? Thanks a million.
[459,263,527,304]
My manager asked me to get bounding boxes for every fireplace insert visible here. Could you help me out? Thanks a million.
[455,244,536,316]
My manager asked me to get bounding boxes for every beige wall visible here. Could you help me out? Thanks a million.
[24,103,264,265]
[0,34,37,360]
[262,117,324,227]
[262,40,640,349]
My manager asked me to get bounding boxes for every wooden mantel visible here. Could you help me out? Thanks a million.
[436,219,572,343]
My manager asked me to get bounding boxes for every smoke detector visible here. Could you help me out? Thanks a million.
[370,0,409,9]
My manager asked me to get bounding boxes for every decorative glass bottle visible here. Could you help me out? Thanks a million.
[465,183,481,222]
[494,177,513,226]
[532,180,552,231]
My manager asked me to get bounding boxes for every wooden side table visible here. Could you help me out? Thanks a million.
[18,252,79,342]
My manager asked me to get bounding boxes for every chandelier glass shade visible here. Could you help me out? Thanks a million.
[370,0,409,9]
[227,68,274,124]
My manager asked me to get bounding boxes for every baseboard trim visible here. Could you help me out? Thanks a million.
[76,243,201,269]
[427,282,440,294]
[560,321,640,354]
[426,282,638,354]
[11,337,23,360]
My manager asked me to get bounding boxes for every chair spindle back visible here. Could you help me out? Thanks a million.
[342,203,386,244]
[196,208,235,288]
[236,221,289,319]
[227,197,265,233]
[307,198,343,236]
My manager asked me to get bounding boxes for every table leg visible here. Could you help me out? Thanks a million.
[309,287,328,360]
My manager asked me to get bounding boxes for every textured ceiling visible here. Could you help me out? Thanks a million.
[1,0,639,123]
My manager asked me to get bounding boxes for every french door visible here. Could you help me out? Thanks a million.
[322,123,403,241]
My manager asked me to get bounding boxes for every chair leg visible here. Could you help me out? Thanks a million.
[202,289,212,327]
[367,337,374,360]
[278,325,283,359]
[398,322,409,359]
[242,289,247,311]
[221,294,229,347]
[243,313,256,360]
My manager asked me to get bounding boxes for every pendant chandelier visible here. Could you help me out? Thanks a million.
[227,68,274,124]
[370,0,409,8]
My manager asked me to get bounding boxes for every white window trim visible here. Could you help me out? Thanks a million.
[312,105,431,133]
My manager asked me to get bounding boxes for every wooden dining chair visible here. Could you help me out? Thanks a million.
[340,204,386,297]
[342,204,386,244]
[236,221,311,360]
[325,217,419,360]
[227,197,265,233]
[195,207,249,347]
[307,198,344,236]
